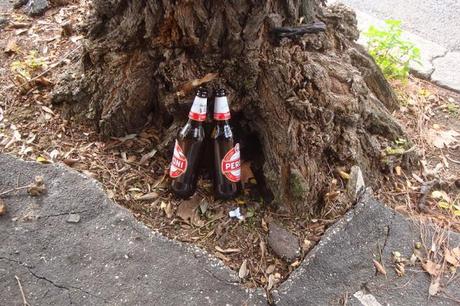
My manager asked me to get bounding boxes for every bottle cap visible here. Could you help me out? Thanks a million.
[196,87,208,98]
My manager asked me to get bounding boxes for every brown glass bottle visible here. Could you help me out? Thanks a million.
[170,88,208,198]
[212,88,240,199]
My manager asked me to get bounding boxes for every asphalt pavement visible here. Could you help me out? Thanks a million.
[334,0,460,52]
[330,0,460,92]
[2,155,460,305]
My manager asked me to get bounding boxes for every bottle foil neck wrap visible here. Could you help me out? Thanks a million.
[214,96,231,121]
[188,96,208,122]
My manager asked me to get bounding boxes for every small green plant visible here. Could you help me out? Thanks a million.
[10,50,47,80]
[433,191,460,217]
[364,20,421,80]
[385,138,409,155]
[445,102,459,115]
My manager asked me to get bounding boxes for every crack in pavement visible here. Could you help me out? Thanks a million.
[39,209,89,219]
[0,256,107,303]
[381,209,397,254]
[427,49,449,79]
[203,268,240,286]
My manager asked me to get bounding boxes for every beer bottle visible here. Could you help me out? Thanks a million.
[170,88,208,198]
[212,88,240,199]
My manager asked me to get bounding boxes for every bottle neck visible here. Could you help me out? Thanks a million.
[214,96,231,121]
[188,119,204,127]
[215,120,230,126]
[189,96,207,122]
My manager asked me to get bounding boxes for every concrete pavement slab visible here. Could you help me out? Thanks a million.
[431,52,460,92]
[0,154,266,305]
[275,191,460,306]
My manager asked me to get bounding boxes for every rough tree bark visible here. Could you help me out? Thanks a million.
[53,0,410,214]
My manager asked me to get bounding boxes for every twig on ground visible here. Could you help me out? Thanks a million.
[418,180,437,213]
[445,155,460,165]
[15,275,30,306]
[0,185,30,197]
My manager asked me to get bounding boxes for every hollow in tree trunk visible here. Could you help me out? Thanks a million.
[53,0,412,214]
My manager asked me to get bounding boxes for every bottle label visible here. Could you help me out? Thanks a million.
[189,97,207,122]
[170,141,188,178]
[214,96,231,120]
[221,143,241,182]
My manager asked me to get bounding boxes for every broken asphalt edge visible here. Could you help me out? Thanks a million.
[273,188,460,305]
[271,190,381,303]
[0,154,267,305]
[2,156,459,305]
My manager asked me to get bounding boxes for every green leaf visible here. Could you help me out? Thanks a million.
[364,19,420,81]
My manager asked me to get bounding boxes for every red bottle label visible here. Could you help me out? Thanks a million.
[221,144,241,182]
[170,141,188,178]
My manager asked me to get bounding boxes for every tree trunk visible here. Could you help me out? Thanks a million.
[53,0,410,213]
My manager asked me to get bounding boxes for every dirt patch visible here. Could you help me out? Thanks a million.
[0,2,459,297]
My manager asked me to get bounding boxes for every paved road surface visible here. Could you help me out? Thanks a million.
[335,0,460,51]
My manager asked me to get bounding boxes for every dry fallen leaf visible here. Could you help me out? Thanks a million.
[176,196,201,223]
[35,77,54,87]
[40,102,55,114]
[373,259,387,276]
[302,239,314,253]
[290,260,301,268]
[422,260,441,277]
[395,262,405,277]
[27,183,46,196]
[214,252,230,262]
[215,246,241,254]
[431,190,451,203]
[409,254,418,266]
[427,129,459,149]
[139,149,157,165]
[267,274,276,291]
[240,161,255,184]
[338,170,350,180]
[190,213,204,227]
[0,199,6,216]
[163,202,174,218]
[445,248,460,267]
[81,170,97,178]
[266,264,276,275]
[36,156,52,164]
[260,240,267,260]
[428,277,441,296]
[176,73,219,97]
[239,259,249,279]
[261,218,269,232]
[4,38,18,54]
[136,192,159,201]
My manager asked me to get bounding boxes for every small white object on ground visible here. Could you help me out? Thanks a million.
[353,291,383,306]
[229,208,244,220]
